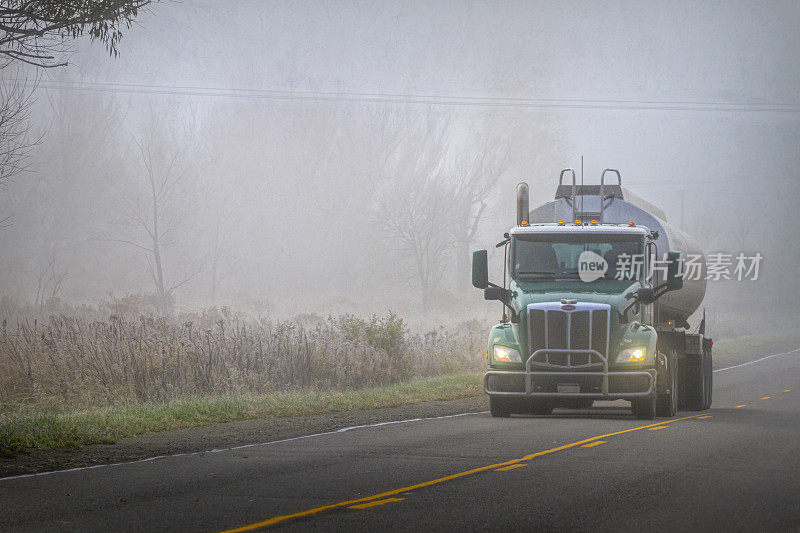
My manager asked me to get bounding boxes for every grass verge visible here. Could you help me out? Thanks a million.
[0,372,482,457]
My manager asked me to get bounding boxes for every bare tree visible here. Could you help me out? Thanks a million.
[0,0,152,68]
[0,1,154,224]
[450,144,508,288]
[33,252,67,307]
[105,137,197,314]
[373,113,508,311]
[0,72,40,224]
[376,176,460,312]
[208,216,222,305]
[372,112,456,311]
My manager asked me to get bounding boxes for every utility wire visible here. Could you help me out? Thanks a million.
[17,79,800,113]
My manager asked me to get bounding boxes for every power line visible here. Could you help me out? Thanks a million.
[18,79,800,113]
[625,179,798,187]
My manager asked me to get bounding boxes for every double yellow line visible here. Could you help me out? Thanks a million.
[220,414,703,532]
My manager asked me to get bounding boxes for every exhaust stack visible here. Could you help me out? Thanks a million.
[516,182,529,226]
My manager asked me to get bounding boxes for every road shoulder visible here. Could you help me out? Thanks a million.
[0,395,488,478]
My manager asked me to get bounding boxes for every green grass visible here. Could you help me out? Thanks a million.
[0,372,482,457]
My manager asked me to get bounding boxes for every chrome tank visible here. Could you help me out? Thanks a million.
[528,186,706,327]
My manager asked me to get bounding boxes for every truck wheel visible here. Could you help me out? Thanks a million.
[633,396,656,420]
[656,350,678,417]
[490,396,512,417]
[530,399,554,415]
[703,346,713,410]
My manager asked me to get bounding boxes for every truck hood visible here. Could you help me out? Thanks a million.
[507,280,649,364]
[512,279,640,316]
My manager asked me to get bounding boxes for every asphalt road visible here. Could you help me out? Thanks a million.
[2,347,800,532]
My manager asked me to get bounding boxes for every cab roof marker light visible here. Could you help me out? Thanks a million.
[590,220,598,225]
[628,221,636,226]
[557,220,565,225]
[574,220,582,225]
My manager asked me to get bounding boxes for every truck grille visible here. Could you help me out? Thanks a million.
[528,304,609,369]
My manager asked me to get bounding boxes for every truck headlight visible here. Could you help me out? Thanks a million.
[616,346,647,363]
[493,345,522,363]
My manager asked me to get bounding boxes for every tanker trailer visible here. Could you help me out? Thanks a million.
[472,169,713,420]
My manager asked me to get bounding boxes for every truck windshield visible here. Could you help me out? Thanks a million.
[512,233,644,281]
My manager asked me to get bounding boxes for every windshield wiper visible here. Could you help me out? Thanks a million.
[518,270,585,279]
[517,270,557,276]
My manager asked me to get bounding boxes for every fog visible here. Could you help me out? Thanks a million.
[1,0,798,334]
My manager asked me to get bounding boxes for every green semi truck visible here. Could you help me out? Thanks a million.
[472,169,712,419]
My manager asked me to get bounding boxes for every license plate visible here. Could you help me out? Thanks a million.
[558,383,580,394]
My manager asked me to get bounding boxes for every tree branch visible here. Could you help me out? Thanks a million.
[95,236,153,253]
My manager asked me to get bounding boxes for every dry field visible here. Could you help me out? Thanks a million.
[0,307,487,455]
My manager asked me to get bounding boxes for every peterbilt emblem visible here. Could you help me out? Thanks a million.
[561,304,576,311]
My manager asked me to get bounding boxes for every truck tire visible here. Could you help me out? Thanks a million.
[686,350,710,411]
[530,399,554,415]
[677,357,687,410]
[490,396,512,417]
[633,396,656,420]
[656,350,678,417]
[703,346,713,410]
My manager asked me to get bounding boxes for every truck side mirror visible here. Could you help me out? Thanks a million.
[666,250,683,291]
[472,250,489,289]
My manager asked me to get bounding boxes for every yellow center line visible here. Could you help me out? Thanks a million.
[218,414,702,532]
[495,463,526,472]
[349,498,404,510]
[581,440,606,447]
[735,404,747,408]
[647,426,668,431]
[761,396,771,400]
[696,415,712,419]
[783,389,791,393]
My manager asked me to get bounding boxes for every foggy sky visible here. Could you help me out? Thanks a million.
[0,0,798,331]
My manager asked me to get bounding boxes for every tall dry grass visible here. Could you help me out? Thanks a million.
[0,308,487,412]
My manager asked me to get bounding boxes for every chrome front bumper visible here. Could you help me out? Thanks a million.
[484,348,655,400]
